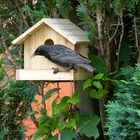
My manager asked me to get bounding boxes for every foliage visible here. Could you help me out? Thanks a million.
[105,65,140,140]
[76,0,140,66]
[31,90,100,140]
[1,0,140,139]
[83,73,108,100]
[77,1,140,139]
[83,55,109,100]
[0,60,38,139]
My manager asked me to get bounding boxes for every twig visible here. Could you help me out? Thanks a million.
[14,1,29,27]
[109,19,120,43]
[109,12,124,75]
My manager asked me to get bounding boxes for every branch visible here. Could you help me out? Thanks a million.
[109,12,124,75]
[96,11,104,56]
[133,17,140,63]
[109,19,120,43]
[14,1,29,27]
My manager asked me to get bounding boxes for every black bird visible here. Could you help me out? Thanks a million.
[32,44,96,74]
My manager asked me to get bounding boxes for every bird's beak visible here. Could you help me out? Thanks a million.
[31,53,36,58]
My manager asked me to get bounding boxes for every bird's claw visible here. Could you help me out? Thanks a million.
[52,68,60,74]
[73,67,77,73]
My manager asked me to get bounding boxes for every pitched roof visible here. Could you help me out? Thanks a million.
[12,18,90,45]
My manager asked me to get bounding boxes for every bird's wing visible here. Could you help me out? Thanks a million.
[48,45,91,64]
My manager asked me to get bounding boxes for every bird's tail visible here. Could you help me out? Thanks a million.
[78,64,97,73]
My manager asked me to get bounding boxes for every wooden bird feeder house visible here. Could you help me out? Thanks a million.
[12,18,92,81]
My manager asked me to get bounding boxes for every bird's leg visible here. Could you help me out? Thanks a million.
[52,67,78,74]
[73,67,78,73]
[52,67,60,74]
[65,66,77,73]
[65,66,73,72]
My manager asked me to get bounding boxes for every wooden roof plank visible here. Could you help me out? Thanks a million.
[12,18,90,45]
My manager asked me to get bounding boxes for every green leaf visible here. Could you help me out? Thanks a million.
[0,127,7,139]
[0,45,3,54]
[61,128,76,140]
[52,98,57,115]
[0,67,5,79]
[47,134,59,140]
[38,123,49,136]
[53,96,70,115]
[58,119,76,130]
[67,93,80,105]
[40,108,47,115]
[58,121,66,130]
[38,116,50,124]
[89,54,107,75]
[83,79,92,90]
[29,111,39,116]
[89,89,108,99]
[42,88,60,103]
[93,81,103,89]
[33,99,38,103]
[77,114,100,139]
[93,73,104,80]
[66,119,76,128]
[0,59,3,66]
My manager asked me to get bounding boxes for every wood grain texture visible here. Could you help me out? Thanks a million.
[13,18,91,80]
[12,18,90,45]
[16,69,92,81]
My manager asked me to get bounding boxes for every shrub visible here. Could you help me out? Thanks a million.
[105,65,140,140]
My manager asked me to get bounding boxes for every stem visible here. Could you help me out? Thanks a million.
[29,105,38,128]
[41,81,47,115]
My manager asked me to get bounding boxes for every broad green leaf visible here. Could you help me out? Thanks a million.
[58,118,76,130]
[77,114,100,139]
[38,115,50,124]
[58,121,66,130]
[89,89,108,99]
[41,108,47,115]
[38,123,49,136]
[66,119,76,128]
[57,119,76,130]
[93,81,103,89]
[30,130,42,139]
[47,134,59,140]
[83,79,92,90]
[67,93,80,105]
[61,128,76,140]
[89,54,107,75]
[93,73,104,80]
[53,96,70,115]
[42,88,60,103]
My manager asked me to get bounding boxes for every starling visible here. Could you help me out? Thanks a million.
[32,44,96,74]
